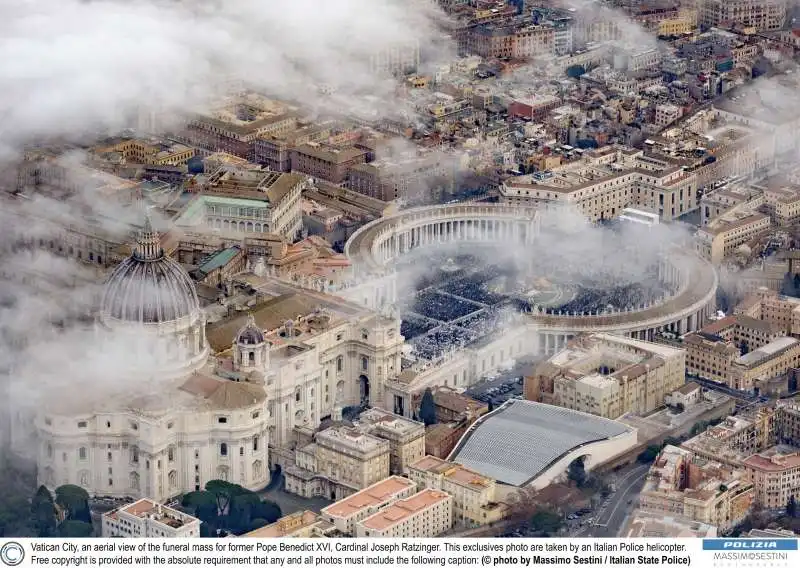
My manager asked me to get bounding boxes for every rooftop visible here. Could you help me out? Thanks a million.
[359,489,451,531]
[410,455,494,490]
[321,476,416,519]
[737,336,799,367]
[107,498,198,530]
[449,399,634,486]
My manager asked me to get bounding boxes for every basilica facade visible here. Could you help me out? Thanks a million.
[34,216,404,502]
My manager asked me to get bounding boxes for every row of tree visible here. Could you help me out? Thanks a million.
[182,480,282,537]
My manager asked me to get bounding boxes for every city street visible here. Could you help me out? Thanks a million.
[570,463,650,538]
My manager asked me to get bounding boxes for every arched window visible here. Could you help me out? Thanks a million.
[220,442,228,457]
[129,472,140,490]
[168,470,177,489]
[361,356,368,371]
[336,356,343,373]
[253,460,263,480]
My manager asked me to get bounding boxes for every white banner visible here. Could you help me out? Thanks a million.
[0,538,796,568]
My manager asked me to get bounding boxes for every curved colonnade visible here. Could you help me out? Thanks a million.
[344,204,718,354]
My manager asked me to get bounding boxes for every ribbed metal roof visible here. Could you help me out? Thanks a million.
[450,399,633,486]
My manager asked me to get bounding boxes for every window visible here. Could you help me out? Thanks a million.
[253,436,259,452]
[106,421,111,428]
[361,356,368,371]
[220,443,228,457]
[46,444,53,458]
[295,390,301,403]
[361,329,369,341]
[336,333,343,341]
[131,447,139,464]
[107,452,112,461]
[218,417,227,424]
[130,421,138,431]
[167,422,173,429]
[251,411,260,419]
[77,421,87,428]
[239,447,244,456]
[78,447,87,460]
[168,447,174,462]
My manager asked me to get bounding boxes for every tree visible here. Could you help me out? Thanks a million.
[58,520,93,537]
[567,457,587,488]
[31,486,57,537]
[787,495,797,518]
[419,388,437,426]
[55,485,90,523]
[529,509,562,536]
[637,445,660,464]
[205,480,247,516]
[182,491,219,526]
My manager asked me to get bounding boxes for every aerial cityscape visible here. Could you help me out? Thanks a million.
[4,0,800,542]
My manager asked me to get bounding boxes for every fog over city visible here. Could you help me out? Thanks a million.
[0,0,790,465]
[0,0,452,160]
[393,207,692,361]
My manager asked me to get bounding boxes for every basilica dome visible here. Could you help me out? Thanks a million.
[101,216,200,325]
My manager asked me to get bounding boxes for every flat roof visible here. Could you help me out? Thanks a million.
[737,336,799,366]
[449,400,633,486]
[359,489,450,531]
[321,476,416,519]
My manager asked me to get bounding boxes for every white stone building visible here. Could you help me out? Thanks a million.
[101,498,200,538]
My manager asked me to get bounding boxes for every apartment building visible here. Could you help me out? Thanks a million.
[320,476,417,535]
[348,153,454,203]
[743,447,800,509]
[101,499,200,538]
[734,288,800,336]
[252,124,334,172]
[243,510,337,538]
[355,488,453,538]
[700,0,787,32]
[407,456,506,527]
[625,511,717,537]
[695,211,771,266]
[761,182,800,227]
[285,426,390,500]
[180,94,298,159]
[93,138,195,167]
[291,143,367,185]
[533,333,685,419]
[369,42,420,76]
[728,336,800,391]
[638,446,754,532]
[702,315,787,350]
[683,332,742,384]
[658,10,697,36]
[500,147,699,222]
[355,408,426,475]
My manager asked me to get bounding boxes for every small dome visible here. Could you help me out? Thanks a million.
[101,214,200,324]
[236,315,265,345]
